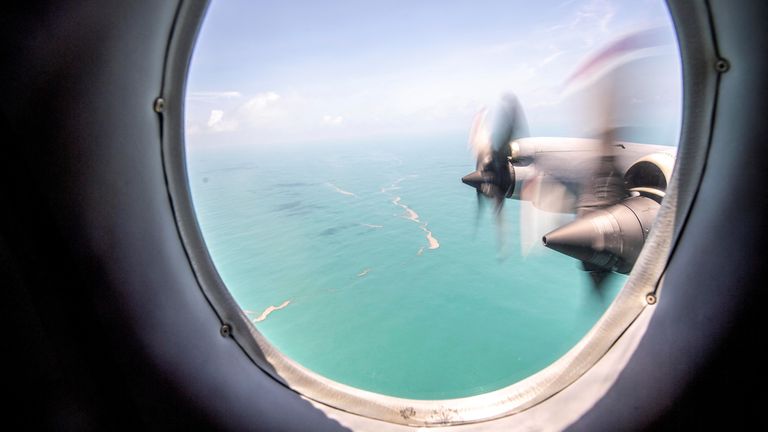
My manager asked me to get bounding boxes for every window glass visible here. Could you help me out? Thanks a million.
[185,0,681,399]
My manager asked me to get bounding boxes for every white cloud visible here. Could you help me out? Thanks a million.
[207,109,224,127]
[539,50,565,68]
[205,109,238,132]
[542,0,617,50]
[572,0,616,32]
[187,91,243,101]
[322,115,344,126]
[242,92,280,111]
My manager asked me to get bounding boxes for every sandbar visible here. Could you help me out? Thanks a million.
[420,224,440,249]
[392,196,421,222]
[253,300,291,322]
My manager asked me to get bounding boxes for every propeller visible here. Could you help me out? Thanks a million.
[462,93,530,246]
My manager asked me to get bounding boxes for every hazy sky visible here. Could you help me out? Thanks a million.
[185,0,681,146]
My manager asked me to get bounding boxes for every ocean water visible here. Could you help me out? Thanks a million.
[186,136,623,400]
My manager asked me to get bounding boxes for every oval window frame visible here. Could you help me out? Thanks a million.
[159,1,711,427]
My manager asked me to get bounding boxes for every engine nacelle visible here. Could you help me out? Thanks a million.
[541,151,675,274]
[624,152,675,202]
[542,196,661,274]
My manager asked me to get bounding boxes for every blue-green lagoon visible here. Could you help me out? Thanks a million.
[187,137,623,400]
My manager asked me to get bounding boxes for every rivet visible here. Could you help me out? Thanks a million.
[715,59,730,73]
[645,293,657,305]
[154,97,166,113]
[220,323,232,337]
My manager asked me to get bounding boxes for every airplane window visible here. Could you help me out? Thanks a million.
[184,0,681,420]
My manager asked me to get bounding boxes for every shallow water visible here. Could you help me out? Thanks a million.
[187,136,623,400]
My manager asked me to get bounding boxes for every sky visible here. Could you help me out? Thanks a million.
[185,0,681,147]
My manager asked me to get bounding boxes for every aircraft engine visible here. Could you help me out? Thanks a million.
[541,152,674,275]
[542,196,660,274]
[624,152,675,201]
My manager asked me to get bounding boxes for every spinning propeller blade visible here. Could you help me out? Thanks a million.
[463,94,529,249]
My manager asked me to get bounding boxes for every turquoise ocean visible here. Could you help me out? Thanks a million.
[186,136,624,400]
